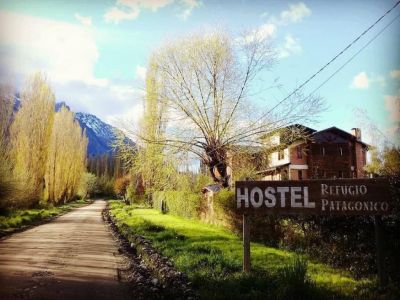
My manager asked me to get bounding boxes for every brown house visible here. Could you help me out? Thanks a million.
[260,126,369,180]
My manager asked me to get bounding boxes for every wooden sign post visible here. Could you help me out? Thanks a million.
[243,214,251,273]
[235,178,393,287]
[374,215,388,288]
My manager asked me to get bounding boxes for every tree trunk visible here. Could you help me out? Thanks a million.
[206,146,231,188]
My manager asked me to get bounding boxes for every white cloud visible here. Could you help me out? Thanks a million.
[106,102,144,130]
[74,13,92,26]
[351,72,370,89]
[278,34,302,58]
[119,0,174,11]
[251,2,311,59]
[0,10,103,85]
[280,2,311,25]
[0,10,143,127]
[135,65,147,80]
[257,23,276,40]
[178,0,202,20]
[104,6,140,23]
[52,79,144,128]
[350,72,387,89]
[240,23,276,45]
[110,85,137,102]
[390,69,400,78]
[105,0,201,23]
[384,92,400,122]
[260,2,311,26]
[178,8,192,20]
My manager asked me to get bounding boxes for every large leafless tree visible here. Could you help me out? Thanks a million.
[137,30,323,187]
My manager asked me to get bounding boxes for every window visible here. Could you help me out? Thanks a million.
[338,171,343,178]
[298,170,303,180]
[321,147,325,156]
[278,149,285,160]
[296,146,302,159]
[339,147,343,156]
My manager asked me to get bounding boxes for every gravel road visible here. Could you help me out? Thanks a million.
[0,200,131,300]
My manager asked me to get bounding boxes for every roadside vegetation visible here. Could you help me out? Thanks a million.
[109,200,374,299]
[0,199,91,236]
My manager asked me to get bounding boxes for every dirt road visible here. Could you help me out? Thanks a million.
[0,200,130,300]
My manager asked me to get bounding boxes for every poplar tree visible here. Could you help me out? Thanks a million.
[134,57,176,193]
[115,57,176,194]
[45,106,88,204]
[10,73,55,206]
[0,85,16,208]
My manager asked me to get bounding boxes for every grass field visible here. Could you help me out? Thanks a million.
[0,199,91,236]
[109,200,374,299]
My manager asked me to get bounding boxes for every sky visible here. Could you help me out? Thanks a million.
[0,0,399,146]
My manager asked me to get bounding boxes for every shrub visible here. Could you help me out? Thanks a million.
[276,256,316,299]
[96,176,115,197]
[114,175,130,199]
[210,188,237,228]
[78,172,98,199]
[193,173,213,193]
[153,191,201,219]
[213,188,235,211]
[129,194,147,205]
[125,182,147,205]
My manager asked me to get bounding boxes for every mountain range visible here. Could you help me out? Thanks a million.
[13,98,129,157]
[75,111,121,156]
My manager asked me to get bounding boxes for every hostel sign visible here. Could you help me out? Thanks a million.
[237,178,394,284]
[236,178,393,215]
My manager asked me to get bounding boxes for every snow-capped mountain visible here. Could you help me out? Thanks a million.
[75,112,120,156]
[55,101,70,112]
[13,97,129,156]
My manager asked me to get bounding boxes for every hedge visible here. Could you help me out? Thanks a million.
[153,191,201,219]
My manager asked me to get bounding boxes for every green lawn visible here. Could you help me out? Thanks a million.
[109,200,373,299]
[0,199,91,236]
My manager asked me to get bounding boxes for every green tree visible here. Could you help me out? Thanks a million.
[381,147,400,177]
[365,146,400,177]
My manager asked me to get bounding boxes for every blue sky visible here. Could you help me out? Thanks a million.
[0,0,399,146]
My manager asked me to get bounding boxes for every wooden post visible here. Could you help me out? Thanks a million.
[374,215,388,288]
[243,214,251,273]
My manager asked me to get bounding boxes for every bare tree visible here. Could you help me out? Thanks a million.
[132,30,323,187]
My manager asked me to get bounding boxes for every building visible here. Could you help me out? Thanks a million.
[260,125,368,180]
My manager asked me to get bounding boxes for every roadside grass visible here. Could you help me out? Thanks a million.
[0,199,91,235]
[109,201,373,299]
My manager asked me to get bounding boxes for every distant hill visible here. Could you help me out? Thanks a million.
[13,97,132,157]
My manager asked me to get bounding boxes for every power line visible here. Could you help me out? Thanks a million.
[269,0,400,112]
[309,12,400,96]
